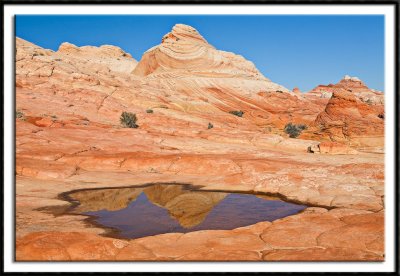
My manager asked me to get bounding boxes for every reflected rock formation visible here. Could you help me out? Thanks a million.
[70,187,143,213]
[144,184,226,228]
[69,184,227,228]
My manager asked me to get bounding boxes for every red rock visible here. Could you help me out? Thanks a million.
[263,247,382,261]
[314,89,384,149]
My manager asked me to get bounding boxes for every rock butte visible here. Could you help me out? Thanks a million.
[15,24,384,261]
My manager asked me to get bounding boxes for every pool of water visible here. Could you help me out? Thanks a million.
[66,184,306,239]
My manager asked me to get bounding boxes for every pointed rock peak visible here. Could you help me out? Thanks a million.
[292,87,302,94]
[338,74,368,89]
[161,23,210,46]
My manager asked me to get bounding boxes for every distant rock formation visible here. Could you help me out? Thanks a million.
[307,75,384,105]
[58,42,137,74]
[292,87,302,95]
[314,89,384,148]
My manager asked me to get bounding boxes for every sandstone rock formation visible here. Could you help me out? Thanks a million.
[307,75,384,105]
[133,24,279,85]
[14,23,385,261]
[314,89,384,149]
[299,75,384,150]
[58,42,138,74]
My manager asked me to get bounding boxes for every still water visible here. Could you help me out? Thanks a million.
[66,184,306,239]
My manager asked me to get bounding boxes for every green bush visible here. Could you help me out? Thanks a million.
[146,109,154,114]
[229,110,244,117]
[284,123,307,138]
[120,112,138,128]
[208,122,214,129]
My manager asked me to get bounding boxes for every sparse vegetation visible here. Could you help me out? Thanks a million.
[120,111,138,128]
[284,123,308,138]
[229,110,244,117]
[208,122,214,129]
[146,109,154,114]
[16,110,25,120]
[276,90,284,93]
[364,99,373,105]
[297,124,308,130]
[378,113,384,119]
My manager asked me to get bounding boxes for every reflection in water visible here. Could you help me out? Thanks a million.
[67,184,306,239]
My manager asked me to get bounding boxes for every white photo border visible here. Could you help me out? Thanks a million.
[3,3,397,273]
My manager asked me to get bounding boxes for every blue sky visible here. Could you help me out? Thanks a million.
[16,15,384,91]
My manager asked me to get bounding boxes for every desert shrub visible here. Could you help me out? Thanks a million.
[16,110,25,120]
[276,90,283,93]
[297,124,308,130]
[284,123,308,138]
[146,109,154,114]
[120,112,138,128]
[208,122,214,129]
[229,110,244,117]
[378,113,384,119]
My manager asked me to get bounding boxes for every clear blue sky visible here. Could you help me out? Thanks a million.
[16,15,384,91]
